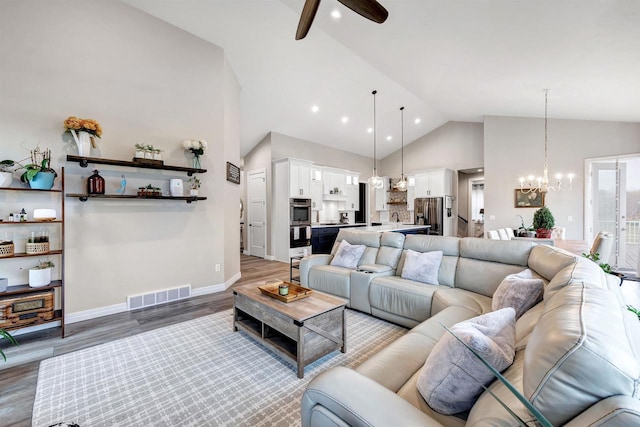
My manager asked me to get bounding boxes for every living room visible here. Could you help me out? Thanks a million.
[1,1,640,426]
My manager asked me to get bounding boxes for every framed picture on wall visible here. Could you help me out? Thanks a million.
[514,189,544,208]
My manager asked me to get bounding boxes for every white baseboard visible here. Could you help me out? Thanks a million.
[66,302,128,324]
[11,321,62,336]
[65,274,241,325]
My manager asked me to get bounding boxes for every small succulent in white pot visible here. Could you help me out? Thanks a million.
[29,260,54,288]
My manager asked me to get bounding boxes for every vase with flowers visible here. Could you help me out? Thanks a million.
[64,116,103,157]
[182,139,207,169]
[189,176,201,196]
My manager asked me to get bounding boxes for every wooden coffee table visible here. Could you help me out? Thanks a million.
[233,282,347,378]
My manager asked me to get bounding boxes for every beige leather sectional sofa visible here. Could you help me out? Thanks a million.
[299,230,640,426]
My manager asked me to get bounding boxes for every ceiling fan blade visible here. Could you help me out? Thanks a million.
[296,0,321,40]
[337,0,388,23]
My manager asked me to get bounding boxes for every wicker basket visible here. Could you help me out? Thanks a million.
[26,242,50,255]
[0,243,14,258]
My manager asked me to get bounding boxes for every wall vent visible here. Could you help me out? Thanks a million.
[127,285,191,311]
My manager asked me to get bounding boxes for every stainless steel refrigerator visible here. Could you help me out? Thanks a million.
[414,197,443,235]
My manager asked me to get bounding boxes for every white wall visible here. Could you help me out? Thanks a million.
[223,58,241,282]
[379,122,484,177]
[484,116,640,239]
[0,0,240,316]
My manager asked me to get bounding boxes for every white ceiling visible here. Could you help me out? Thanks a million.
[125,0,640,158]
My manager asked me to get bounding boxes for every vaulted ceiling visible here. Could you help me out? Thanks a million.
[125,0,640,158]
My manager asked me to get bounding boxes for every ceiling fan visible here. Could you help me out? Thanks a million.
[296,0,389,40]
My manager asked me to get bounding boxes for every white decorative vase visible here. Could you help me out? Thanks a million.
[170,179,183,197]
[135,149,145,159]
[144,151,154,159]
[153,152,162,161]
[71,130,91,157]
[0,171,12,188]
[190,189,199,196]
[29,268,51,288]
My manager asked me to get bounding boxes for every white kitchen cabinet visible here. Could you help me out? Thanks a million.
[323,167,346,197]
[289,159,312,198]
[406,175,415,212]
[414,169,452,198]
[345,172,360,210]
[310,166,323,211]
[375,177,390,211]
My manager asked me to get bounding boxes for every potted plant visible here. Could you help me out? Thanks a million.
[532,206,555,239]
[29,260,54,288]
[189,176,201,196]
[0,329,18,362]
[134,143,146,159]
[0,159,16,188]
[18,146,57,190]
[516,215,536,237]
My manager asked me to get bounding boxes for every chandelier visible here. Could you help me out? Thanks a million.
[368,90,384,189]
[395,106,408,191]
[519,90,574,194]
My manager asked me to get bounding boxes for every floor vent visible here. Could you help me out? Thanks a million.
[127,285,191,311]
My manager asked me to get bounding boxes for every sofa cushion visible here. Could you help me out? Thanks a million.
[417,308,516,415]
[430,288,492,318]
[369,276,447,324]
[330,239,366,269]
[455,258,528,298]
[398,235,460,287]
[307,265,352,299]
[524,282,640,426]
[544,254,605,300]
[356,305,480,393]
[401,249,443,284]
[332,230,380,265]
[492,269,543,319]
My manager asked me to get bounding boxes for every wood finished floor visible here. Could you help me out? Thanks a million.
[0,254,290,427]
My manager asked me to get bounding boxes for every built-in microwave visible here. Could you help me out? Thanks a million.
[290,198,311,226]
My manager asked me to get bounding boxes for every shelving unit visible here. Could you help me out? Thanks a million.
[0,169,65,337]
[65,155,207,203]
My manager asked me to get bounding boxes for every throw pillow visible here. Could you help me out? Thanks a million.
[417,307,516,415]
[401,249,443,285]
[492,270,544,319]
[330,239,366,269]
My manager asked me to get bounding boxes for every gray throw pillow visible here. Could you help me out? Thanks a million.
[401,249,443,285]
[330,239,366,269]
[417,307,516,415]
[492,269,544,319]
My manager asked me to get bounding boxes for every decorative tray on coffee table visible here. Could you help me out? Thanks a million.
[258,280,313,303]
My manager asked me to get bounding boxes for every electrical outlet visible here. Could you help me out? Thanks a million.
[489,215,496,221]
[568,215,573,222]
[215,264,221,272]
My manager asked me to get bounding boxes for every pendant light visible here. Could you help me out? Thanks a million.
[395,106,408,191]
[368,90,384,189]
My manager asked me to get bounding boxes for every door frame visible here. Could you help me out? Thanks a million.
[584,153,639,269]
[247,168,267,259]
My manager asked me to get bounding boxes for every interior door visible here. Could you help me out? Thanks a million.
[590,162,627,267]
[248,169,267,258]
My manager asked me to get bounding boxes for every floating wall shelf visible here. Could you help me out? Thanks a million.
[66,194,206,204]
[66,155,207,176]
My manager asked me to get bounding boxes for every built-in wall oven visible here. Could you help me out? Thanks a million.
[290,198,312,248]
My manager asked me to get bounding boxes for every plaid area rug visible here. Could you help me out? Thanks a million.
[32,309,406,427]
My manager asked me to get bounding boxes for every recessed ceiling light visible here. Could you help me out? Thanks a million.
[386,136,392,141]
[341,116,349,124]
[331,9,341,19]
[414,118,421,124]
[311,105,319,113]
[367,127,373,133]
